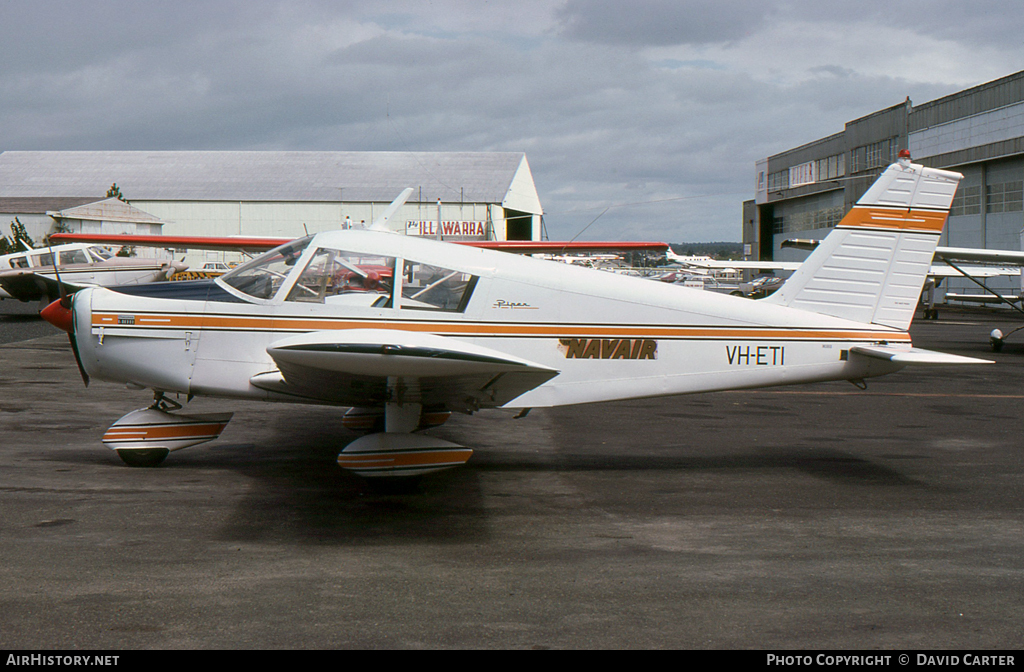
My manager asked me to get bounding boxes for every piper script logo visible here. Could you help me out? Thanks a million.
[493,299,537,310]
[559,338,657,360]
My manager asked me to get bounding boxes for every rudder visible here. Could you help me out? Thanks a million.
[763,155,962,330]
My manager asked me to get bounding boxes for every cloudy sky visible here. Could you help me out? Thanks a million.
[3,1,1024,242]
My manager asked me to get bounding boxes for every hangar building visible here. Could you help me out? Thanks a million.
[745,70,1024,297]
[0,151,543,263]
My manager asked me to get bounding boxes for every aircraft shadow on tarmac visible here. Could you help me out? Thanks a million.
[37,402,933,546]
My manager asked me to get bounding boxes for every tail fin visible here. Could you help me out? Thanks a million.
[369,188,414,232]
[763,156,962,330]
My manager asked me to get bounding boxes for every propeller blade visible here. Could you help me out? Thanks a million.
[40,294,89,387]
[49,249,72,309]
[68,329,90,387]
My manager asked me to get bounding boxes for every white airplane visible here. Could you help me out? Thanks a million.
[676,244,1019,283]
[39,156,990,484]
[775,237,1024,341]
[0,242,187,306]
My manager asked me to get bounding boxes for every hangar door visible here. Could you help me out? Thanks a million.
[505,208,533,241]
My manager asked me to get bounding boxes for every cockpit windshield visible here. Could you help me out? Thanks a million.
[219,236,313,300]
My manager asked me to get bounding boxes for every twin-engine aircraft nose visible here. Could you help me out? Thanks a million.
[41,298,74,333]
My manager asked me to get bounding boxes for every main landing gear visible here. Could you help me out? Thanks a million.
[102,390,467,489]
[335,376,471,488]
[337,402,470,484]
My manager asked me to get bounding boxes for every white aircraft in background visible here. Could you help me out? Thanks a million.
[39,155,989,487]
[0,242,187,306]
[675,243,1019,288]
[769,238,1024,349]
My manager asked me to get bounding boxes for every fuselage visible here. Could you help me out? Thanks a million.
[0,243,185,301]
[70,230,908,409]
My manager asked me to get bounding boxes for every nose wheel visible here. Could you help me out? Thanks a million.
[116,447,170,468]
[104,392,233,467]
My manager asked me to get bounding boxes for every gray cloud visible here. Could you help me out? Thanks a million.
[776,0,1024,52]
[1,1,1023,242]
[556,0,769,46]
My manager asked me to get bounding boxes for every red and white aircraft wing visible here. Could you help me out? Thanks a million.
[49,232,670,258]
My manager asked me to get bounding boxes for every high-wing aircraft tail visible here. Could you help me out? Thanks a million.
[368,187,414,232]
[763,153,962,331]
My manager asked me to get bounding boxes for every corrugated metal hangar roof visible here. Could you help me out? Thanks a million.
[0,151,535,207]
[48,197,168,225]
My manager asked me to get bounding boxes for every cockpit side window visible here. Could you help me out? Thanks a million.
[400,260,478,312]
[286,248,395,305]
[220,236,313,300]
[59,249,89,265]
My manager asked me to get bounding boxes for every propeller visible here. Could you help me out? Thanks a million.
[160,258,190,280]
[40,260,90,387]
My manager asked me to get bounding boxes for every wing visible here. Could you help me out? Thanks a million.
[934,246,1024,266]
[678,259,802,271]
[0,270,86,302]
[48,232,291,253]
[50,232,670,257]
[927,265,1019,278]
[464,241,669,254]
[250,329,560,412]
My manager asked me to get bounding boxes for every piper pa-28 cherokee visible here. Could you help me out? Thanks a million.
[40,155,990,484]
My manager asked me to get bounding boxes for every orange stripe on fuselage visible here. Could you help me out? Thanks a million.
[839,206,948,233]
[91,312,911,343]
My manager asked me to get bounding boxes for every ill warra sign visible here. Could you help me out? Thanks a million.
[407,220,487,239]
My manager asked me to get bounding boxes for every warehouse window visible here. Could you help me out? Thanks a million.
[849,146,864,173]
[772,191,844,235]
[950,185,981,216]
[814,153,845,181]
[768,170,789,192]
[864,139,895,169]
[986,181,1023,213]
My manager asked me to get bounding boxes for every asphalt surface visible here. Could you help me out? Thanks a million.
[0,305,1022,649]
[0,300,54,344]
